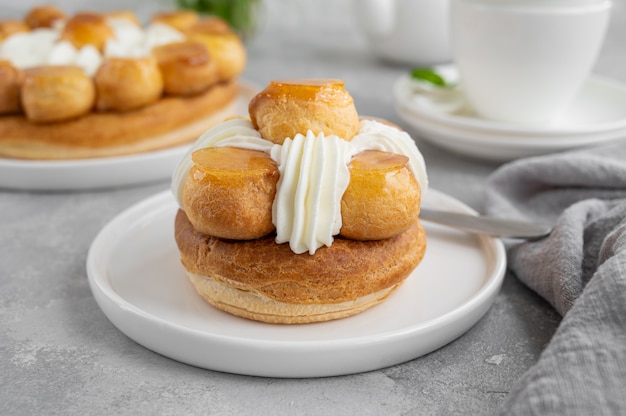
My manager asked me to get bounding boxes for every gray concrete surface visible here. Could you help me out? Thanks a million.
[1,0,625,415]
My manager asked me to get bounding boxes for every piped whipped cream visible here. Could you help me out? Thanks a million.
[171,118,429,255]
[105,20,185,58]
[0,19,185,76]
[271,131,351,254]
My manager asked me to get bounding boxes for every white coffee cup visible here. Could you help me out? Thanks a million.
[450,0,612,124]
[354,0,452,66]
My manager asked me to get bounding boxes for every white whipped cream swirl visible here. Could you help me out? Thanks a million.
[271,131,351,254]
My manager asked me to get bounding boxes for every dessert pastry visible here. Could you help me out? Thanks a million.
[0,6,246,159]
[21,65,95,122]
[172,79,428,324]
[60,13,115,52]
[24,5,66,29]
[94,56,163,111]
[248,79,360,145]
[153,41,219,95]
[0,20,29,41]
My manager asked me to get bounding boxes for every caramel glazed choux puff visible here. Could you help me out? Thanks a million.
[0,7,247,160]
[172,79,429,324]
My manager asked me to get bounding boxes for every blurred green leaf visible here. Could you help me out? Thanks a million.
[410,68,447,87]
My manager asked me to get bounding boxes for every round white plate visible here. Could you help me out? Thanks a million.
[397,106,626,162]
[86,189,506,378]
[394,73,626,136]
[0,81,259,191]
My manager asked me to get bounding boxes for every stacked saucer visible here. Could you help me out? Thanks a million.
[394,69,626,162]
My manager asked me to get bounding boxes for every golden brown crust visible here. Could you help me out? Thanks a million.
[94,57,164,112]
[175,209,426,323]
[60,13,114,51]
[24,5,66,29]
[21,65,95,123]
[0,81,239,159]
[153,41,219,96]
[248,79,360,144]
[187,272,403,324]
[0,20,30,41]
[0,61,24,114]
[183,147,279,239]
[341,150,421,240]
[188,32,246,82]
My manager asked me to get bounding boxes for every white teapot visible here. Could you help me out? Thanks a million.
[353,0,451,66]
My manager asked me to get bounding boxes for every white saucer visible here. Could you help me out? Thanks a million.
[394,74,626,161]
[86,189,506,378]
[397,106,626,161]
[0,81,259,191]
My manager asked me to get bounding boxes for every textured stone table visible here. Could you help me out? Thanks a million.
[2,1,625,415]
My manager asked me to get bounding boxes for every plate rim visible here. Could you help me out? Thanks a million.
[398,102,626,148]
[396,96,626,162]
[86,189,506,376]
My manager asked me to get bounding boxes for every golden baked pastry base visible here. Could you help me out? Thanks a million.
[187,271,403,324]
[0,81,239,160]
[175,209,427,324]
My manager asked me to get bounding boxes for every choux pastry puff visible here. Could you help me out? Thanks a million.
[173,79,428,324]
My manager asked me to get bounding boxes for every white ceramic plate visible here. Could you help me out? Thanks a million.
[0,81,259,191]
[397,106,626,162]
[86,189,506,378]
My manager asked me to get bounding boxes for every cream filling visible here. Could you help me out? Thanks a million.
[171,118,429,255]
[270,131,351,254]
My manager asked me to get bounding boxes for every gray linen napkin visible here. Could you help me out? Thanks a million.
[483,141,626,415]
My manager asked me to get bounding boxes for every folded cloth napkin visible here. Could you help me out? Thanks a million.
[483,141,626,415]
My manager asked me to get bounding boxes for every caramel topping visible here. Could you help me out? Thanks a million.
[253,79,352,105]
[154,41,211,67]
[24,5,66,29]
[349,150,409,171]
[60,13,114,51]
[192,147,276,173]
